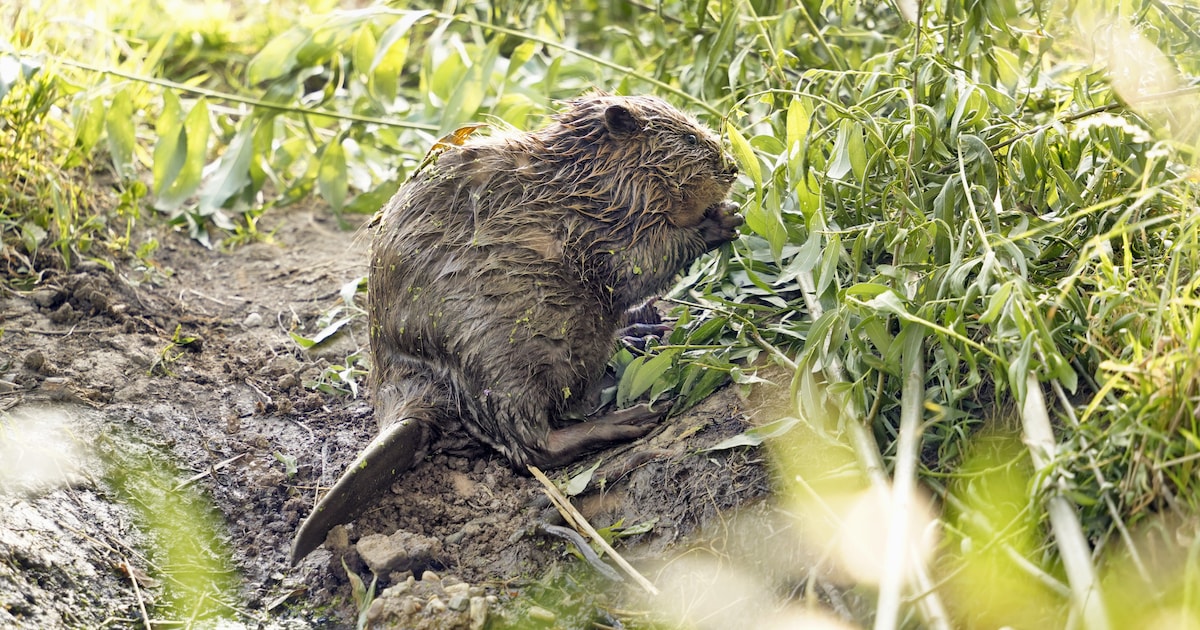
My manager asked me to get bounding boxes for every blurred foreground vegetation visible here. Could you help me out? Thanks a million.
[4,0,1200,627]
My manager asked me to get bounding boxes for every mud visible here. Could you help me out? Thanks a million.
[0,207,786,628]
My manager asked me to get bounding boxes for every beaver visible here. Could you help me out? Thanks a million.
[290,94,742,564]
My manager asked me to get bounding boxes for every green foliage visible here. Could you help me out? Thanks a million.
[342,558,378,630]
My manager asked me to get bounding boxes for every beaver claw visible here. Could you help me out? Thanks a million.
[699,201,743,247]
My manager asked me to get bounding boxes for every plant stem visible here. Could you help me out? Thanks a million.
[55,58,441,132]
[796,269,952,630]
[874,325,928,630]
[1021,375,1110,630]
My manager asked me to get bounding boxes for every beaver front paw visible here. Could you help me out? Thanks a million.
[698,201,744,248]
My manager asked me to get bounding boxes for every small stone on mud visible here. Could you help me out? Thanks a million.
[528,605,556,623]
[469,596,488,629]
[29,288,59,308]
[444,582,469,595]
[447,592,469,612]
[276,373,299,391]
[265,354,301,377]
[356,531,443,575]
[49,302,75,324]
[22,351,47,373]
[366,572,485,630]
[326,525,350,550]
[421,569,441,582]
[243,312,264,327]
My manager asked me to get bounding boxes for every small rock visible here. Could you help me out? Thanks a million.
[253,468,286,488]
[378,577,413,600]
[22,351,45,373]
[326,525,349,550]
[276,373,299,391]
[447,593,469,612]
[421,569,441,583]
[265,354,302,377]
[243,312,264,328]
[366,598,386,622]
[528,606,556,623]
[469,596,489,629]
[48,302,75,325]
[426,596,446,614]
[29,288,59,308]
[356,531,444,575]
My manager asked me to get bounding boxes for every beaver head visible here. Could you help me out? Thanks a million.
[530,94,739,241]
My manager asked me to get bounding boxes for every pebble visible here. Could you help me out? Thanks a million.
[469,596,488,629]
[243,312,264,327]
[22,351,45,372]
[29,288,58,308]
[356,531,444,575]
[447,593,469,612]
[276,374,299,391]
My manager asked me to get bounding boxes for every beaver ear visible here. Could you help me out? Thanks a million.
[603,105,642,136]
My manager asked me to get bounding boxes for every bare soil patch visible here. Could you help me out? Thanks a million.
[0,206,773,628]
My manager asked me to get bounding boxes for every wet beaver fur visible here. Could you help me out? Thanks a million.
[290,94,741,564]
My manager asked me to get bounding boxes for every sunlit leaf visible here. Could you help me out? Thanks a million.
[371,9,432,74]
[105,89,136,179]
[565,459,600,496]
[152,91,184,199]
[726,120,761,187]
[154,96,209,211]
[198,118,258,215]
[317,138,348,213]
[247,26,309,84]
[827,118,866,181]
[705,416,801,451]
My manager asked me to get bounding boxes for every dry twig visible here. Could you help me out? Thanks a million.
[528,465,660,596]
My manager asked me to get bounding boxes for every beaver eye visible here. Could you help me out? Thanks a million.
[684,133,698,145]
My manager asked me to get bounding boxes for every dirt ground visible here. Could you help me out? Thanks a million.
[0,206,794,628]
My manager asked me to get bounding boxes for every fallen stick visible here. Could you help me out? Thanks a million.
[528,465,659,596]
[173,453,248,491]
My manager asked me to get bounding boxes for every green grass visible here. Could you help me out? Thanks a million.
[5,0,1200,627]
[97,427,241,623]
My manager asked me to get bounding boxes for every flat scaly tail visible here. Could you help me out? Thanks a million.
[289,418,426,565]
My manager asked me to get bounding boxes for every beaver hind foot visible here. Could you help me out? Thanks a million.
[539,403,666,468]
[288,403,664,565]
